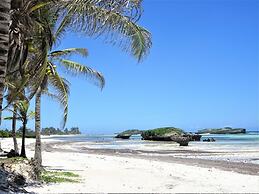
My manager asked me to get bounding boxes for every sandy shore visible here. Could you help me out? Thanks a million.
[1,137,259,193]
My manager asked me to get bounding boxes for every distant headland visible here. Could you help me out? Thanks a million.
[0,127,81,138]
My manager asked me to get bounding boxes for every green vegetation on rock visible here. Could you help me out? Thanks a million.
[197,127,246,134]
[142,127,184,137]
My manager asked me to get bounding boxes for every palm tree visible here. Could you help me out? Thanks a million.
[32,47,105,169]
[4,70,30,153]
[11,103,19,153]
[16,100,34,158]
[0,0,54,122]
[5,99,34,158]
[0,0,11,122]
[30,0,151,169]
[0,0,152,121]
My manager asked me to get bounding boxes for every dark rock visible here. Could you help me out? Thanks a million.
[115,129,142,139]
[203,138,216,142]
[7,149,19,158]
[115,134,131,139]
[13,174,26,186]
[171,136,190,146]
[183,133,202,141]
[0,168,28,193]
[197,127,246,134]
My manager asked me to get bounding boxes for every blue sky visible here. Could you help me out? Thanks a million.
[3,0,259,133]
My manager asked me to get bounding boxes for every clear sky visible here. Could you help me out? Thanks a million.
[2,0,259,134]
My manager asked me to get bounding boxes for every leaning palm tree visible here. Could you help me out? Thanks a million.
[0,0,152,121]
[31,46,105,170]
[0,0,11,123]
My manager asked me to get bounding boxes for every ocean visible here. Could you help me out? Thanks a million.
[44,131,259,156]
[43,131,259,164]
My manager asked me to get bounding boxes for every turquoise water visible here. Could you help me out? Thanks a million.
[45,131,259,151]
[44,132,259,163]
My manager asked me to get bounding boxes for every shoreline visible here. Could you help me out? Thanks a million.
[1,137,259,193]
[39,140,259,176]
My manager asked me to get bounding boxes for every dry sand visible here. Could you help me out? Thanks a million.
[1,137,259,193]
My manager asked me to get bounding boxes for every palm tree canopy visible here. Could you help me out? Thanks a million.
[55,0,152,61]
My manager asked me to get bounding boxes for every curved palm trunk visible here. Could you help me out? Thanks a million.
[20,118,27,158]
[34,90,42,169]
[12,105,18,153]
[0,0,11,123]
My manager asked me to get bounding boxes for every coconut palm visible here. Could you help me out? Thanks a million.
[31,46,105,169]
[4,75,29,154]
[0,0,54,122]
[0,0,151,121]
[5,99,34,158]
[16,100,34,158]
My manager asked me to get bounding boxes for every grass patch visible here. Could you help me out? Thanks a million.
[0,157,28,164]
[40,170,80,183]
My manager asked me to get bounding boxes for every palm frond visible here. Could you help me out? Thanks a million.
[49,48,88,58]
[58,59,105,89]
[47,72,70,128]
[55,0,152,61]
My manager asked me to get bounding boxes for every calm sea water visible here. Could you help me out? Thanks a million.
[45,131,259,151]
[44,131,259,164]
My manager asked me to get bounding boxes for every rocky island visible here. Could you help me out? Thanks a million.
[115,127,202,146]
[197,127,246,134]
[141,127,190,146]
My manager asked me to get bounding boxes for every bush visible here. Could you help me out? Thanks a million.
[0,129,12,138]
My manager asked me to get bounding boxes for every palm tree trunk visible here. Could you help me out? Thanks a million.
[0,0,11,123]
[34,89,42,169]
[20,118,27,158]
[12,105,18,153]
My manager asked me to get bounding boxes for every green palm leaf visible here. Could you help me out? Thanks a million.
[49,48,88,58]
[58,59,105,89]
[47,72,70,128]
[55,0,152,61]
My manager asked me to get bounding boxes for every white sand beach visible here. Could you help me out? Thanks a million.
[1,136,259,193]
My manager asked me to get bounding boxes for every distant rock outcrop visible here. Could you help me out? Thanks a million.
[115,129,142,139]
[141,127,191,146]
[197,127,246,134]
